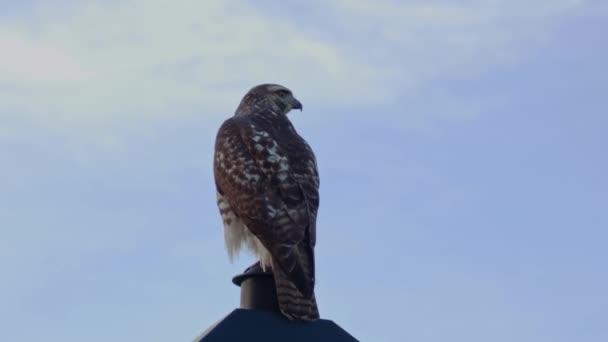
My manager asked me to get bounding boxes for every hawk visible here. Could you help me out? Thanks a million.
[213,84,320,321]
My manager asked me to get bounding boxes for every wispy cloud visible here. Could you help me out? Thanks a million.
[0,0,587,123]
[0,0,383,120]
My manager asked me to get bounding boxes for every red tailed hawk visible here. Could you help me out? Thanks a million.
[213,84,320,321]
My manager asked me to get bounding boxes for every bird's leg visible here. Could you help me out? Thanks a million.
[244,261,261,274]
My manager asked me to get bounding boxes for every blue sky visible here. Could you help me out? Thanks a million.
[1,1,607,341]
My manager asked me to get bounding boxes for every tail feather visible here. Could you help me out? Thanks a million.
[272,259,319,321]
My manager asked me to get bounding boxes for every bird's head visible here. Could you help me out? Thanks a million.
[235,83,302,116]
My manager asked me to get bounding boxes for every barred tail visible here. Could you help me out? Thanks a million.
[272,259,319,321]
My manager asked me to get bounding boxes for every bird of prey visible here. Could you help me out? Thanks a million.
[213,84,320,321]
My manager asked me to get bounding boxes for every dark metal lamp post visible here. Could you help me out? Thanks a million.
[194,266,359,341]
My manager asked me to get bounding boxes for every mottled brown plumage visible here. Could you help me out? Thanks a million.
[213,84,320,320]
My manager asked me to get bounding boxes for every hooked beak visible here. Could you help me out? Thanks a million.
[291,97,303,111]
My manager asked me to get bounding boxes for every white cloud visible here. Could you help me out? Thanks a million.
[323,0,587,83]
[0,0,385,121]
[0,0,589,123]
[0,30,94,83]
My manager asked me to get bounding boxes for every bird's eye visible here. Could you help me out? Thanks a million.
[276,90,290,97]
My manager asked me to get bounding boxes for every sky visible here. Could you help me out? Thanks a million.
[1,1,607,341]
